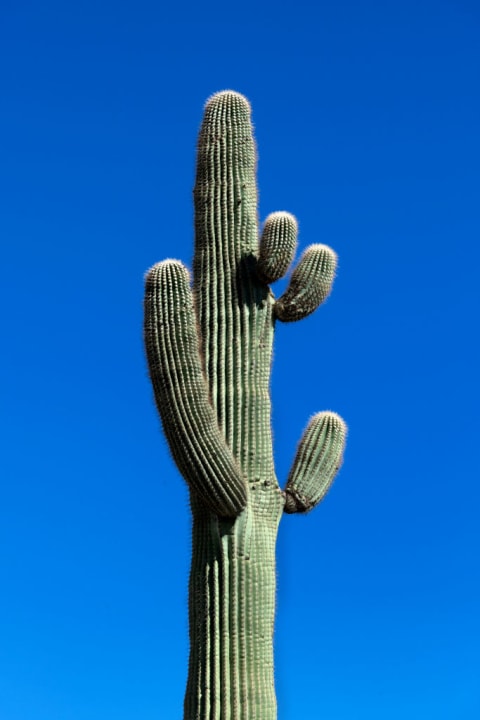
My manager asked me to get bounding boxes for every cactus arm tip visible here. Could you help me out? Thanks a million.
[275,243,338,322]
[257,211,298,284]
[284,411,347,514]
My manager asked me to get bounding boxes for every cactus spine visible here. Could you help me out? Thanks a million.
[144,91,346,720]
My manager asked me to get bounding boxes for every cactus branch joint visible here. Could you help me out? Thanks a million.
[144,90,347,720]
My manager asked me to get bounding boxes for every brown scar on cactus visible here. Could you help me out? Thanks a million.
[144,90,347,720]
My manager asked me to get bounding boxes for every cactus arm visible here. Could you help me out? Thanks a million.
[144,260,247,518]
[257,212,298,284]
[284,412,347,514]
[274,243,337,322]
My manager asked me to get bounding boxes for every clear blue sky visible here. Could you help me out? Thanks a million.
[1,1,479,718]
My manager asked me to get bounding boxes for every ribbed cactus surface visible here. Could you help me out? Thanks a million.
[144,91,346,720]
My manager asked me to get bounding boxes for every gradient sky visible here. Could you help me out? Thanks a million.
[1,1,479,718]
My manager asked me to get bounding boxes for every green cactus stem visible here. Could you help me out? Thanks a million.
[257,212,298,284]
[144,90,347,720]
[274,244,338,322]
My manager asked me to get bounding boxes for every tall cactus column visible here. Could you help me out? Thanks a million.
[144,91,347,720]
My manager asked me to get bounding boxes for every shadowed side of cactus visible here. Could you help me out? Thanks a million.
[144,91,347,720]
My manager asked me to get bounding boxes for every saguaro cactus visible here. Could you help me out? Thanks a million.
[144,91,346,720]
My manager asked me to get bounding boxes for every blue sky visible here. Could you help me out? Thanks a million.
[1,0,479,718]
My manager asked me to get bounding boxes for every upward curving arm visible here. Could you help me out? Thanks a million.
[144,260,247,518]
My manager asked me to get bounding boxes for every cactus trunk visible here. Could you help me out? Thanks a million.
[144,91,347,720]
[185,94,282,718]
[185,498,282,719]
